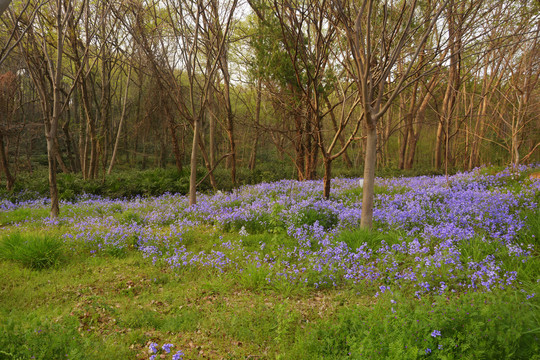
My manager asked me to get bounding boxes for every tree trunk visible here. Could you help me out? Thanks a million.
[196,131,218,190]
[406,76,438,169]
[323,157,332,199]
[189,117,200,206]
[209,98,216,169]
[360,119,377,229]
[46,0,65,219]
[0,135,14,190]
[248,79,262,171]
[218,49,236,185]
[108,66,132,175]
[54,138,69,173]
[63,113,80,172]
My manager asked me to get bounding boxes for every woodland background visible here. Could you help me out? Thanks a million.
[0,0,539,208]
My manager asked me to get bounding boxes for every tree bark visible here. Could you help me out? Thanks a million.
[361,119,377,229]
[0,135,14,190]
[323,157,332,199]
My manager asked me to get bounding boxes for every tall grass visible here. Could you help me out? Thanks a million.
[0,233,65,270]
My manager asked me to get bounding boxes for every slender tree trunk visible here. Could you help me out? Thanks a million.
[54,138,69,173]
[189,117,200,205]
[108,66,132,175]
[47,0,66,219]
[249,79,261,171]
[436,2,461,171]
[361,117,377,229]
[62,113,79,172]
[219,51,236,185]
[399,85,417,169]
[196,131,218,190]
[209,96,216,169]
[294,112,305,180]
[323,157,332,199]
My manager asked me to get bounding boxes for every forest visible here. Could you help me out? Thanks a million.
[0,0,539,220]
[1,1,540,359]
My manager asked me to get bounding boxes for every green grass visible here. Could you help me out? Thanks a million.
[0,207,50,226]
[287,289,540,359]
[0,232,66,270]
[1,167,539,359]
[336,227,404,250]
[0,251,364,359]
[2,239,535,359]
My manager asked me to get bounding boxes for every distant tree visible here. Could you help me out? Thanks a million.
[248,0,320,180]
[262,0,361,199]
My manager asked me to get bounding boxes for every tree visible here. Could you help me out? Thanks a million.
[248,0,320,180]
[0,71,18,190]
[17,0,77,218]
[331,0,449,228]
[264,0,362,198]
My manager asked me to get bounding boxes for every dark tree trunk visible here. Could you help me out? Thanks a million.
[323,157,332,199]
[0,135,14,190]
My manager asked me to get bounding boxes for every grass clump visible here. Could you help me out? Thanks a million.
[0,233,65,270]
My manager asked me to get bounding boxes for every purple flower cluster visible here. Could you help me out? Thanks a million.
[148,342,183,360]
[4,165,539,298]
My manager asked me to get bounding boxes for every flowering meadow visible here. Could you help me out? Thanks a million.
[0,165,539,359]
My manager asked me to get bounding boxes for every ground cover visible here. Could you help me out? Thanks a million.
[0,165,539,359]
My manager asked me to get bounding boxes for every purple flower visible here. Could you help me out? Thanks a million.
[162,343,174,353]
[149,342,159,354]
[431,330,441,337]
[426,348,432,354]
[172,350,185,360]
